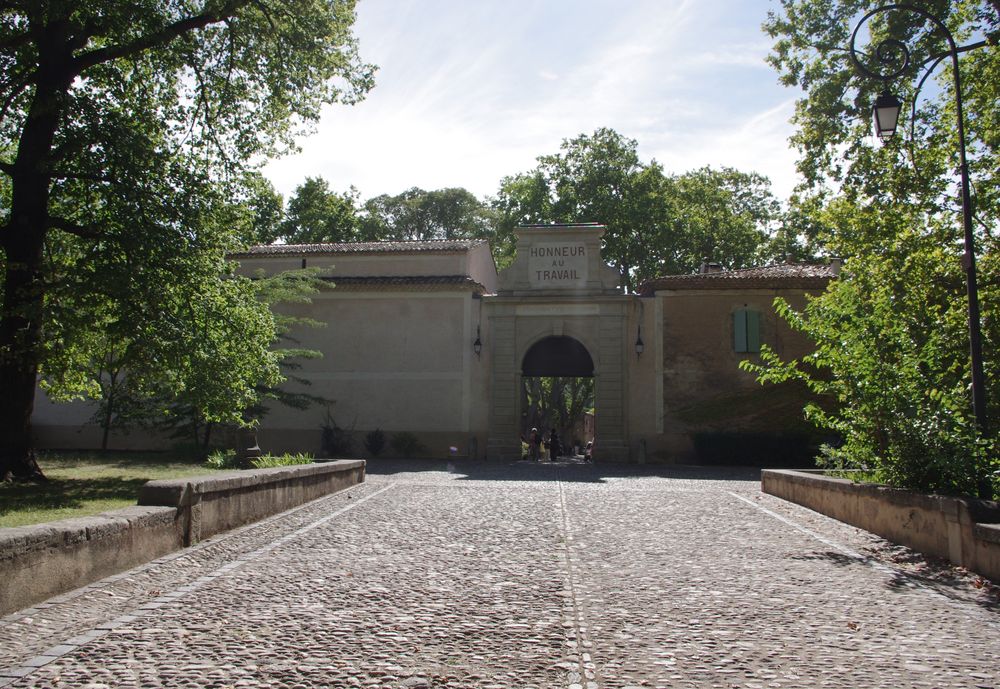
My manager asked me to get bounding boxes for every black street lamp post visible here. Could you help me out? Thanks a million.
[849,4,990,498]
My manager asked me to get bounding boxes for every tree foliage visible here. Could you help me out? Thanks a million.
[39,195,286,451]
[0,1,374,478]
[521,376,594,449]
[494,128,782,290]
[753,0,999,497]
[359,187,497,242]
[279,177,360,244]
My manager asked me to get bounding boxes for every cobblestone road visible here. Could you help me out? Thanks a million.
[2,461,998,689]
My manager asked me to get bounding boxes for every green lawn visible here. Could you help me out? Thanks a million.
[0,453,214,528]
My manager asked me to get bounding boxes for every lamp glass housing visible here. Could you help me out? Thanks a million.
[873,91,902,140]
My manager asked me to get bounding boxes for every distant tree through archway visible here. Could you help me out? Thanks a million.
[521,337,595,458]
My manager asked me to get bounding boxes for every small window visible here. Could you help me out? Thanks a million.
[734,309,760,353]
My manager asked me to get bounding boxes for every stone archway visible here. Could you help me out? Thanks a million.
[483,224,632,462]
[521,336,594,377]
[520,335,595,455]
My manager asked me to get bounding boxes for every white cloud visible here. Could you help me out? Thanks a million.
[263,0,803,204]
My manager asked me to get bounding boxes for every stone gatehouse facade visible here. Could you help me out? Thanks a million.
[31,224,836,463]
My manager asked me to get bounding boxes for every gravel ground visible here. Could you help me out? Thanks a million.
[1,460,997,689]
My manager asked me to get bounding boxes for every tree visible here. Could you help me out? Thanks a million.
[521,376,594,449]
[670,166,782,270]
[38,189,284,453]
[279,177,360,244]
[0,1,375,479]
[246,267,330,425]
[239,173,285,246]
[358,187,496,243]
[752,0,999,496]
[494,128,782,290]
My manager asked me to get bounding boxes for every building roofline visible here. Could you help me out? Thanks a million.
[231,239,489,258]
[638,262,837,296]
[319,275,488,295]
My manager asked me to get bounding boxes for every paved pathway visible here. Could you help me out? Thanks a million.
[1,461,998,689]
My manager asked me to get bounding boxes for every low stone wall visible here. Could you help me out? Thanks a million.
[1,460,365,616]
[138,460,366,545]
[762,469,1000,582]
[0,506,181,616]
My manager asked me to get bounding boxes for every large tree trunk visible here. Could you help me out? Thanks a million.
[0,25,73,481]
[0,239,47,480]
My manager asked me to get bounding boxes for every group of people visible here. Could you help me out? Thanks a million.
[526,427,562,462]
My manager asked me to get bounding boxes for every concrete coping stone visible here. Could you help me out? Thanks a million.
[975,523,1000,545]
[761,469,1000,522]
[0,506,177,561]
[138,460,365,507]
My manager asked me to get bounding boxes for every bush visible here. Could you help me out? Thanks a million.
[742,252,998,498]
[390,431,426,458]
[251,452,314,468]
[205,448,237,469]
[364,429,386,457]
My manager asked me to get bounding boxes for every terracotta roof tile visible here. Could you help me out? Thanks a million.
[231,239,487,257]
[321,275,488,294]
[639,263,837,295]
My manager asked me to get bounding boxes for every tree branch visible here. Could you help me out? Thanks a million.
[0,72,31,129]
[70,0,253,75]
[48,216,105,239]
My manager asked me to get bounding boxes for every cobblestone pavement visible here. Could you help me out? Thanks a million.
[1,460,998,689]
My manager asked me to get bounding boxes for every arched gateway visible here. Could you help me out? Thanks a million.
[521,336,594,378]
[484,224,633,461]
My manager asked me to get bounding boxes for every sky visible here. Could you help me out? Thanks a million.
[263,0,803,205]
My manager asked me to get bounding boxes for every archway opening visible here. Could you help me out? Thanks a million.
[520,337,595,460]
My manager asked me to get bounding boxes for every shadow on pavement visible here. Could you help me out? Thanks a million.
[363,458,762,483]
[790,549,1000,613]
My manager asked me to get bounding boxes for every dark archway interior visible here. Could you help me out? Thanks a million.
[521,336,594,377]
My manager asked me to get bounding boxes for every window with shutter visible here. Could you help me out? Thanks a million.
[734,309,761,353]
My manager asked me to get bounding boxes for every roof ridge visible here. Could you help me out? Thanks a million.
[637,262,836,296]
[231,238,488,256]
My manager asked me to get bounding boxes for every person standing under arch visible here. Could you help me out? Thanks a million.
[528,428,542,461]
[548,428,561,462]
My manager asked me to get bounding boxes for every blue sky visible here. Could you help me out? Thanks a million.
[263,0,803,204]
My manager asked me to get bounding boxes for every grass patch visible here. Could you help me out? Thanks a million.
[0,452,214,528]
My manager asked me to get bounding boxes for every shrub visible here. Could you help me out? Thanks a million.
[742,253,998,498]
[251,452,314,468]
[205,448,238,469]
[364,429,386,457]
[390,431,426,458]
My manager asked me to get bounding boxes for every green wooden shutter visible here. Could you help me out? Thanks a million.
[746,310,760,353]
[734,310,747,352]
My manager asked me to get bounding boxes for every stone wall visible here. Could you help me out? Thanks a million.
[0,461,365,615]
[762,469,1000,582]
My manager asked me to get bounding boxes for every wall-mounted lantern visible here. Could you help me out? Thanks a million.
[635,326,644,357]
[473,325,482,358]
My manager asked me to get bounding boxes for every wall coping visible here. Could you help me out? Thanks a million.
[0,506,177,562]
[138,460,366,507]
[1,460,366,615]
[761,469,1000,523]
[761,469,1000,582]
